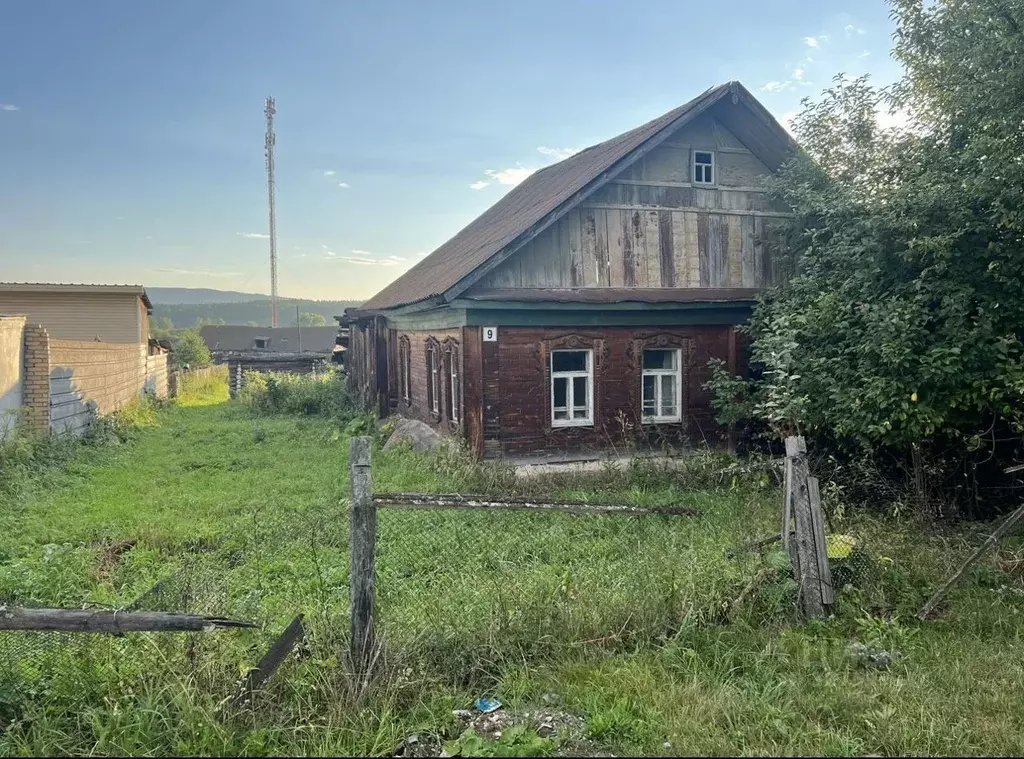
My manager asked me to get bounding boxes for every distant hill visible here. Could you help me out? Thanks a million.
[153,299,362,329]
[147,288,362,329]
[147,287,272,305]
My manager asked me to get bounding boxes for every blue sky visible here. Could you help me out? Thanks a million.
[0,0,902,300]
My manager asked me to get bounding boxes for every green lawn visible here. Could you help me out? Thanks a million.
[2,385,1024,756]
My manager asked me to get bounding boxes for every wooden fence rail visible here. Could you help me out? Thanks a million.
[0,607,254,634]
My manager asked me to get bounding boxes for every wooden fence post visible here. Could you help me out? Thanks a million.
[349,436,376,676]
[785,436,833,617]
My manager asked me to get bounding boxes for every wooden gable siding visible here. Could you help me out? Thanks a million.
[473,114,787,292]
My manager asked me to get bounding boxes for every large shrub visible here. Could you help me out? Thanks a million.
[171,329,212,369]
[707,1,1024,514]
[240,369,354,420]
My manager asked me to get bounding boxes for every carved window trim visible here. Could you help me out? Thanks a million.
[397,335,411,406]
[541,333,605,429]
[630,333,695,427]
[425,337,441,421]
[443,338,461,429]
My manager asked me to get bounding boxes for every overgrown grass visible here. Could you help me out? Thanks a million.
[177,365,230,407]
[2,384,1024,755]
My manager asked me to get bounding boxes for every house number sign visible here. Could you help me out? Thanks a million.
[483,326,498,342]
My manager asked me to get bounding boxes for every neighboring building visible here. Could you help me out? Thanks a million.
[200,325,340,356]
[0,283,153,344]
[344,82,795,459]
[200,325,343,383]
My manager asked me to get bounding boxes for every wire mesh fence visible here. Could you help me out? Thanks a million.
[370,498,771,668]
[0,553,279,723]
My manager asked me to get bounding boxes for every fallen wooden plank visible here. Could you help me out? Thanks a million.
[0,607,255,634]
[233,615,306,705]
[373,493,702,517]
[918,502,1024,621]
[725,531,785,558]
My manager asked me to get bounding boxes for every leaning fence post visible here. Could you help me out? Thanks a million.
[785,436,832,618]
[349,436,376,677]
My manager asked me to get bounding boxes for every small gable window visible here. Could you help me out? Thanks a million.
[253,337,269,350]
[693,151,715,185]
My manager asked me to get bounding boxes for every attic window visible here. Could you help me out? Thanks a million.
[693,151,715,185]
[253,337,269,350]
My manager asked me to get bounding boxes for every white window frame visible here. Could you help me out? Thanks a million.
[427,344,440,415]
[693,150,715,185]
[641,348,682,424]
[448,346,460,424]
[398,337,411,404]
[550,349,594,428]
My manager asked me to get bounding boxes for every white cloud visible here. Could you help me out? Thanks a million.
[792,67,806,82]
[804,36,820,48]
[337,182,350,188]
[470,180,490,190]
[144,236,154,240]
[536,146,580,161]
[323,170,336,177]
[761,81,790,93]
[485,165,535,186]
[155,267,242,278]
[0,104,19,112]
[858,49,872,58]
[387,255,406,261]
[237,232,269,239]
[845,24,865,36]
[352,249,373,256]
[340,256,401,266]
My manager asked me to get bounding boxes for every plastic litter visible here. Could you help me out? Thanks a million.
[475,697,503,713]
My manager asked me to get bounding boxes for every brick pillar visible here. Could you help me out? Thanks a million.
[22,324,51,434]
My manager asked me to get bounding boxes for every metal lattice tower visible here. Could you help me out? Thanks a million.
[265,96,279,327]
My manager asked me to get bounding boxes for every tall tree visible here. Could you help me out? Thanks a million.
[709,0,1024,510]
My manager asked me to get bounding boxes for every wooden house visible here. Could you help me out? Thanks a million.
[344,82,795,459]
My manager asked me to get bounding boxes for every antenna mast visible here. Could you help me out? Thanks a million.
[264,96,279,327]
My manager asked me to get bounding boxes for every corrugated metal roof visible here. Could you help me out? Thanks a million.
[360,81,793,312]
[0,282,153,310]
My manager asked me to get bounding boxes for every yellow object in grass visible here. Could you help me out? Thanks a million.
[826,534,857,560]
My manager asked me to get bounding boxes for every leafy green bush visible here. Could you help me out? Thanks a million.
[239,369,354,421]
[171,329,212,369]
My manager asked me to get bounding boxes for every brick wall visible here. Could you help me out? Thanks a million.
[48,340,147,435]
[393,328,462,436]
[481,325,738,457]
[383,323,741,458]
[22,324,51,434]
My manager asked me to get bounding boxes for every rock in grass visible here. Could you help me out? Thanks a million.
[383,419,443,453]
[848,642,904,670]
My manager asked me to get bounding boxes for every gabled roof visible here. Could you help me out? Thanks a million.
[360,81,795,313]
[0,282,153,311]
